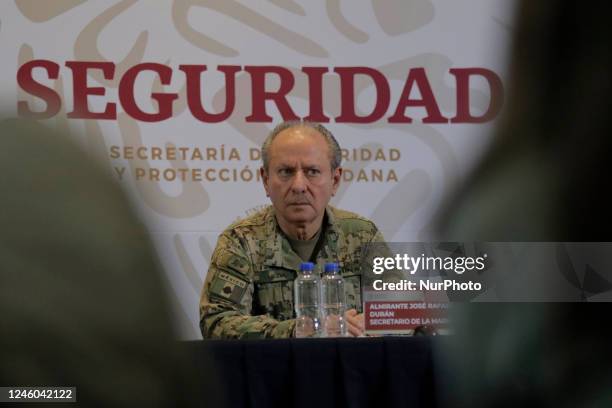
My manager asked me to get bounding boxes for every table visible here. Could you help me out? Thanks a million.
[186,337,437,408]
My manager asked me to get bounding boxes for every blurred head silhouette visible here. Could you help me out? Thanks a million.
[0,118,215,406]
[435,1,612,407]
[438,1,612,242]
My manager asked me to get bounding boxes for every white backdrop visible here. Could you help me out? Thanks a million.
[0,0,516,338]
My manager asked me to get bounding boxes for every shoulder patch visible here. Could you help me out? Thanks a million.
[210,271,248,304]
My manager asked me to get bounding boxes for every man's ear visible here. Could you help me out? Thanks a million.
[260,167,270,197]
[331,167,342,196]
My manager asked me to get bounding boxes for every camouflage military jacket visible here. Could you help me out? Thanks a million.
[200,205,384,339]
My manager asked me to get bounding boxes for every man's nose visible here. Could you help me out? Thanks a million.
[290,170,307,193]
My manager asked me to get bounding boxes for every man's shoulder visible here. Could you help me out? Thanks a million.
[222,206,274,239]
[328,206,379,235]
[212,207,274,260]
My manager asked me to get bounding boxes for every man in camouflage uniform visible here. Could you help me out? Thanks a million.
[200,121,385,339]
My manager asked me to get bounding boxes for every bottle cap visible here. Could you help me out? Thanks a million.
[324,262,339,274]
[299,262,314,272]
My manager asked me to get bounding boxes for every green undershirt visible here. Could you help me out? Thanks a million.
[287,228,322,262]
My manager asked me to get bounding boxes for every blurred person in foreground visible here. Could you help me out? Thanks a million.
[0,119,217,406]
[435,1,612,407]
[200,121,388,339]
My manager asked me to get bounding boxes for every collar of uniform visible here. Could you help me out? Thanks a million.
[263,206,341,271]
[313,206,341,271]
[322,206,341,253]
[262,207,297,270]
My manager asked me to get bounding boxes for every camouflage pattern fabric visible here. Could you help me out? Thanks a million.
[200,205,385,339]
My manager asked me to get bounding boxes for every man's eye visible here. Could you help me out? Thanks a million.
[306,169,320,177]
[278,168,293,177]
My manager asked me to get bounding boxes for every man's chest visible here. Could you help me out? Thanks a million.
[251,265,363,321]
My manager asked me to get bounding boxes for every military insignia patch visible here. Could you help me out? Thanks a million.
[210,271,248,303]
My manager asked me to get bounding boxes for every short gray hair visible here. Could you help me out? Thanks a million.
[261,120,342,171]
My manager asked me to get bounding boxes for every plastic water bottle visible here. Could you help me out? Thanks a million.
[294,262,322,338]
[321,262,347,337]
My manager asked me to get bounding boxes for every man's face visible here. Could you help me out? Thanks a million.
[262,126,341,231]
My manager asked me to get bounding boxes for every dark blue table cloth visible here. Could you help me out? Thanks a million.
[186,337,437,408]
